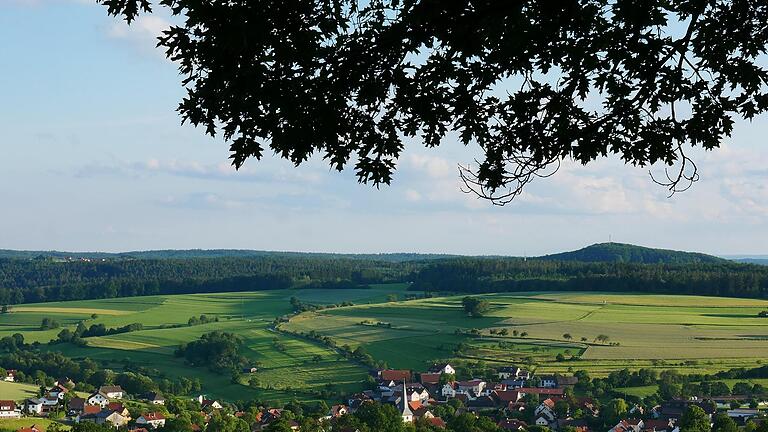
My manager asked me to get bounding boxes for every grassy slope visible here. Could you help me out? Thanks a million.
[283,291,768,374]
[0,285,411,404]
[0,418,70,431]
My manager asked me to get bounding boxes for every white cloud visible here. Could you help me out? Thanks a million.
[107,15,172,59]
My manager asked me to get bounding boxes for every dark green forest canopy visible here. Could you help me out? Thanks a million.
[0,243,767,304]
[99,0,768,203]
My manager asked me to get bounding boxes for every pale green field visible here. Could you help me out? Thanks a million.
[0,285,411,403]
[0,380,43,400]
[283,291,768,373]
[0,418,70,431]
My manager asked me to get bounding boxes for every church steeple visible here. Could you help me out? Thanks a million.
[400,380,413,422]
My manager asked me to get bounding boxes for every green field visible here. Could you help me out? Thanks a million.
[0,284,412,403]
[0,418,70,431]
[2,288,768,404]
[283,291,768,374]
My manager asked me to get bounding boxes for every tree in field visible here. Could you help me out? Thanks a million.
[595,334,610,344]
[461,297,490,318]
[563,333,573,341]
[98,1,768,204]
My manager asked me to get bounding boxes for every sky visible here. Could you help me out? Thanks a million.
[1,1,768,256]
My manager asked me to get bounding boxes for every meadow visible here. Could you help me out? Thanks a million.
[283,291,768,374]
[0,284,411,403]
[2,288,768,404]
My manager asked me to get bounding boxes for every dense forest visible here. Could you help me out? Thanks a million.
[0,244,767,305]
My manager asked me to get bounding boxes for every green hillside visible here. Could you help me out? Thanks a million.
[539,242,726,264]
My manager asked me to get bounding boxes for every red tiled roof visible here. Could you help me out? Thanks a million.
[83,405,101,415]
[142,412,166,421]
[494,390,521,402]
[428,417,447,428]
[420,373,441,384]
[380,370,411,382]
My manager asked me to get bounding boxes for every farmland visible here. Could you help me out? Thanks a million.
[0,284,411,403]
[283,291,768,375]
[2,288,768,404]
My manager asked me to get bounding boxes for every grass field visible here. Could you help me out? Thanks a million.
[283,291,768,374]
[0,418,70,431]
[0,380,44,400]
[2,288,768,404]
[0,284,412,403]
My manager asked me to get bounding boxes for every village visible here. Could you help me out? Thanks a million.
[1,363,767,432]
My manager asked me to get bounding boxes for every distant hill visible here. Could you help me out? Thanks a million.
[0,248,456,263]
[732,258,768,266]
[538,242,727,264]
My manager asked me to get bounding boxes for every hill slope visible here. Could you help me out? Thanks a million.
[538,242,726,264]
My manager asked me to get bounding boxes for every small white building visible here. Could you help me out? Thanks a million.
[0,400,21,418]
[98,386,124,399]
[25,398,44,415]
[136,412,167,429]
[87,392,110,408]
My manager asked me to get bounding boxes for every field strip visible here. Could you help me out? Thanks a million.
[86,338,168,352]
[12,306,132,315]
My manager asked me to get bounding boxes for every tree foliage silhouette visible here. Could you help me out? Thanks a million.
[100,0,768,204]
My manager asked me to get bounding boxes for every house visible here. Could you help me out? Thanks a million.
[428,417,447,429]
[441,382,457,398]
[535,412,556,428]
[4,370,16,382]
[535,398,556,417]
[326,404,348,419]
[68,397,86,415]
[398,382,413,423]
[197,395,223,410]
[498,366,531,381]
[428,364,456,375]
[95,409,130,427]
[420,373,442,385]
[54,377,75,388]
[24,399,44,415]
[498,419,527,431]
[0,401,20,418]
[144,392,165,405]
[404,384,430,403]
[467,396,497,411]
[642,419,674,432]
[457,379,486,395]
[493,390,522,405]
[556,375,579,387]
[611,419,645,432]
[136,412,167,429]
[242,367,258,373]
[87,392,109,408]
[16,426,42,432]
[379,369,411,382]
[98,385,124,399]
[75,405,104,423]
[538,375,557,388]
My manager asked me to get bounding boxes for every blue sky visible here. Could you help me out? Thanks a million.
[2,1,768,256]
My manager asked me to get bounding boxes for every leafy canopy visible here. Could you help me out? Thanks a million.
[100,1,768,204]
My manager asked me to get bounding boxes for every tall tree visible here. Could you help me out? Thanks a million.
[98,1,768,204]
[680,405,710,432]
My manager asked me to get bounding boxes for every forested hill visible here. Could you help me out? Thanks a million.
[0,244,767,305]
[538,242,726,264]
[0,249,455,262]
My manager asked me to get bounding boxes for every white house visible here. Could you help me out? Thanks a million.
[136,412,167,429]
[87,392,110,408]
[429,363,456,375]
[98,386,124,399]
[0,401,20,418]
[25,398,44,415]
[457,379,486,395]
[498,366,531,381]
[538,376,557,388]
[441,383,457,398]
[4,370,16,382]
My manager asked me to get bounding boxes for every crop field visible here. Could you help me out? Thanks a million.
[2,288,768,403]
[0,284,411,403]
[283,291,768,374]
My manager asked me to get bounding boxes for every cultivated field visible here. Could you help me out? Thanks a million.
[283,291,768,374]
[2,288,767,403]
[0,284,411,403]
